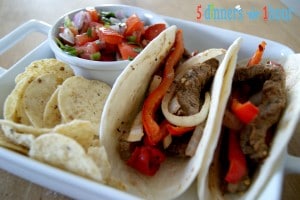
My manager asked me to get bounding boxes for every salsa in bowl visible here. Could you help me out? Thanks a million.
[48,4,167,85]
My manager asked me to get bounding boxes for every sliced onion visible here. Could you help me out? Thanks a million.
[115,10,126,19]
[110,17,122,25]
[161,85,211,127]
[59,27,75,44]
[163,134,172,149]
[168,95,181,114]
[185,122,205,156]
[126,111,144,142]
[109,24,121,33]
[72,10,86,30]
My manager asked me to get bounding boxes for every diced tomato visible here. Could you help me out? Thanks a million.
[100,53,115,61]
[88,21,102,29]
[127,146,165,176]
[97,27,124,44]
[225,130,248,183]
[102,43,117,54]
[75,29,98,46]
[124,14,144,37]
[118,42,141,60]
[131,30,143,44]
[143,23,166,41]
[75,40,100,60]
[86,7,99,22]
[231,98,259,124]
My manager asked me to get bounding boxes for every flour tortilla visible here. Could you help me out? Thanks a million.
[197,53,300,199]
[100,24,242,199]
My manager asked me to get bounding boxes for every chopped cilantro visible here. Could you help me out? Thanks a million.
[126,36,137,43]
[55,38,78,56]
[64,16,73,28]
[87,28,92,37]
[90,52,101,60]
[133,47,143,53]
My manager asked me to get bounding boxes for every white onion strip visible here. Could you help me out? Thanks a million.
[161,85,211,127]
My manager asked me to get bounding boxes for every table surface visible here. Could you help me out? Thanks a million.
[0,0,299,199]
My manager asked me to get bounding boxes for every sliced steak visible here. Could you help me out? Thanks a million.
[233,64,286,160]
[175,58,219,115]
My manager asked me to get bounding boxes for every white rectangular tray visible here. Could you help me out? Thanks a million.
[0,16,293,199]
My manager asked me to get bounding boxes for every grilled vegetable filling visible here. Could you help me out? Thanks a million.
[219,63,287,193]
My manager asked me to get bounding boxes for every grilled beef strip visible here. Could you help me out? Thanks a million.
[233,64,286,161]
[175,58,219,115]
[165,58,219,157]
[217,63,287,194]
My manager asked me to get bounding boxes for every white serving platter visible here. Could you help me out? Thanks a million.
[0,16,298,199]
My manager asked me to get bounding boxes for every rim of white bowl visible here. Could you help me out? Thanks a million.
[48,4,167,71]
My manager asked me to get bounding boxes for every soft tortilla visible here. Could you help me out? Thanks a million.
[197,52,300,199]
[100,24,242,199]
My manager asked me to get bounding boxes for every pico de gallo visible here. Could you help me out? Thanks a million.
[56,7,167,61]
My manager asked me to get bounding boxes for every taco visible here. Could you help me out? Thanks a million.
[198,43,300,199]
[100,25,242,199]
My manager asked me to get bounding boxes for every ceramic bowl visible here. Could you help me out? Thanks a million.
[48,4,167,85]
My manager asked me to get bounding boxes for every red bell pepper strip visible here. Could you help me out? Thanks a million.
[126,146,165,176]
[247,41,266,67]
[231,98,259,124]
[166,122,195,136]
[225,130,248,183]
[142,29,184,146]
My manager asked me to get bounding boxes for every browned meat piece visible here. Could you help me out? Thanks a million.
[175,58,219,115]
[234,64,286,160]
[227,176,251,193]
[165,132,192,157]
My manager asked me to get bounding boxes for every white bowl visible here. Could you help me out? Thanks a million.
[48,4,167,86]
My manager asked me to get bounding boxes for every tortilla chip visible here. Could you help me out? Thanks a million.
[29,133,103,182]
[0,128,28,154]
[3,76,34,125]
[53,120,96,150]
[15,58,74,83]
[87,146,111,181]
[43,86,62,128]
[0,119,51,136]
[23,73,63,127]
[1,125,35,148]
[58,76,111,132]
